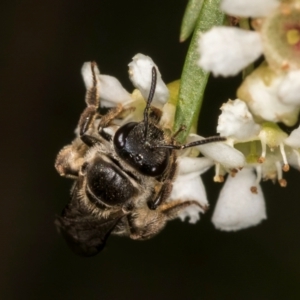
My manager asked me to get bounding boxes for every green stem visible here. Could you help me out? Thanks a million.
[174,0,225,143]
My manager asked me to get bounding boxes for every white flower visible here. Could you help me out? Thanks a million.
[170,156,213,223]
[194,0,300,232]
[81,53,171,111]
[198,27,263,76]
[221,0,279,18]
[278,70,300,106]
[198,0,300,75]
[81,62,132,108]
[285,125,300,149]
[128,53,169,108]
[237,63,300,126]
[212,168,267,231]
[217,99,261,142]
[209,95,300,229]
[97,75,133,108]
[284,125,300,170]
[187,134,246,171]
[215,96,292,175]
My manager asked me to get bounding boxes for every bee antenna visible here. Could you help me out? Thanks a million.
[143,67,157,140]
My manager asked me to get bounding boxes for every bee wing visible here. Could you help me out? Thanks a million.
[55,213,121,257]
[55,181,124,257]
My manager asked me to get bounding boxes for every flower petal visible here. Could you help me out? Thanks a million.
[98,75,132,107]
[81,62,132,107]
[198,27,263,76]
[173,176,207,224]
[217,99,261,141]
[221,0,279,18]
[212,168,267,231]
[168,157,213,224]
[237,64,300,126]
[177,156,213,176]
[278,70,300,106]
[128,53,169,108]
[188,134,245,170]
[285,125,300,149]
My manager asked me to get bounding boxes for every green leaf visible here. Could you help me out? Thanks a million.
[174,0,225,143]
[180,0,204,42]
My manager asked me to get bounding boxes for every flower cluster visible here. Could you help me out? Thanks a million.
[82,0,299,233]
[196,0,300,230]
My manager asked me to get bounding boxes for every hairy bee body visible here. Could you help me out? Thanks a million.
[55,113,179,256]
[55,61,223,256]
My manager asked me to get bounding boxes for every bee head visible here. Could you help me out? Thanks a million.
[113,67,170,177]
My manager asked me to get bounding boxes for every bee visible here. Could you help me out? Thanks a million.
[55,61,224,256]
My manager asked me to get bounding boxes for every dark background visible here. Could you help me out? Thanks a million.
[1,0,300,299]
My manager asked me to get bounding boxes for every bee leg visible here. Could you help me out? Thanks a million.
[78,61,102,146]
[148,106,162,125]
[127,199,206,241]
[56,61,102,176]
[147,154,177,210]
[97,104,123,129]
[159,200,208,220]
[79,105,124,146]
[172,125,186,139]
[80,62,125,145]
[55,137,88,178]
[147,180,173,210]
[78,107,101,146]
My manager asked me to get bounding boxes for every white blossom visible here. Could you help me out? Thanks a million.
[237,64,300,126]
[81,62,132,108]
[221,0,279,18]
[212,168,267,231]
[194,0,300,232]
[128,53,169,108]
[170,156,214,223]
[97,75,133,108]
[217,99,261,142]
[285,125,300,149]
[82,54,171,111]
[198,0,300,76]
[278,70,300,106]
[198,27,263,76]
[188,134,246,171]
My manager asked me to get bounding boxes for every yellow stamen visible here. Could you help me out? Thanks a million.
[278,179,287,187]
[279,143,289,172]
[286,29,300,45]
[213,163,224,182]
[213,175,224,183]
[282,164,290,172]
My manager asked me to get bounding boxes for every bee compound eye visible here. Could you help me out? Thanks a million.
[86,157,137,206]
[140,154,169,176]
[113,122,137,150]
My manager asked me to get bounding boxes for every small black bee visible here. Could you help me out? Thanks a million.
[55,61,224,256]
